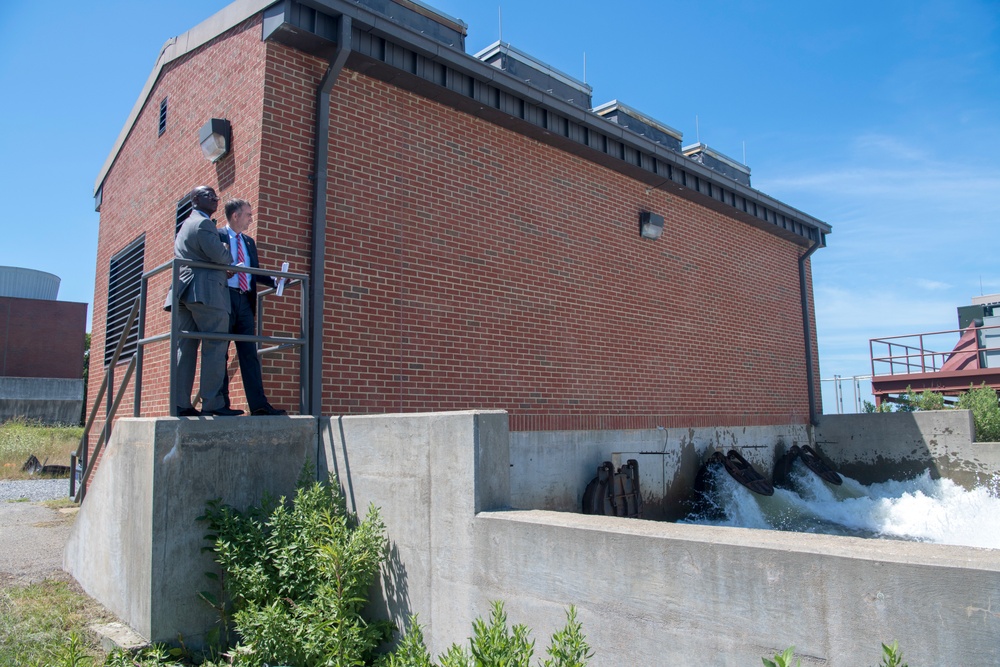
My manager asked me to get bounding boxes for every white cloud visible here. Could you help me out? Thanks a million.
[914,279,951,291]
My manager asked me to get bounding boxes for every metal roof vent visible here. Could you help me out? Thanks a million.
[354,0,467,49]
[593,100,682,152]
[474,41,593,109]
[682,143,751,187]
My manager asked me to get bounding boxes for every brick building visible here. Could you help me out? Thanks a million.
[89,0,830,434]
[0,267,87,424]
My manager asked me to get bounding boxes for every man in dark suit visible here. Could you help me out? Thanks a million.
[166,186,242,417]
[219,199,287,416]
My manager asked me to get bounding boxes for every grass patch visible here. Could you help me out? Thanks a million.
[43,496,80,510]
[0,578,114,665]
[0,417,81,480]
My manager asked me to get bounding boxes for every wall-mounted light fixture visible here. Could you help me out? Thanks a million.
[199,118,231,162]
[639,211,664,240]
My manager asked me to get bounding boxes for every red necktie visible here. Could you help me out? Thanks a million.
[236,235,248,291]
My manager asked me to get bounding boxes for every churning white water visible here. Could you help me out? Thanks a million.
[681,460,1000,549]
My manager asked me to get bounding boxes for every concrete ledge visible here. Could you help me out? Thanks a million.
[64,415,318,646]
[473,510,1000,665]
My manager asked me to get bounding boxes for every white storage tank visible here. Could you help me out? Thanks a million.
[0,266,60,300]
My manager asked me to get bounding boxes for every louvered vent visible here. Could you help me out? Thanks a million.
[104,235,145,365]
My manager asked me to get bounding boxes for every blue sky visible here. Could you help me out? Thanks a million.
[1,0,997,413]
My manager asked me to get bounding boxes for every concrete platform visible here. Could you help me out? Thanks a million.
[64,416,316,647]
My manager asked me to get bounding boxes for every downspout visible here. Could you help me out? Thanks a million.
[309,15,352,416]
[799,237,822,426]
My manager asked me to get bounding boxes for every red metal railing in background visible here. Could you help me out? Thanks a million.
[869,322,1000,406]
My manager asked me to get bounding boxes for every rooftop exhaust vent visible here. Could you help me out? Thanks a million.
[593,100,682,152]
[356,0,466,47]
[682,143,751,187]
[475,41,593,109]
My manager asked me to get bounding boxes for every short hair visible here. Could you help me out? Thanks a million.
[224,198,250,222]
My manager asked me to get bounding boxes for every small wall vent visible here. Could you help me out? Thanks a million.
[158,97,168,136]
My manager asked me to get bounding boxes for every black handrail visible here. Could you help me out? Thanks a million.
[72,258,311,503]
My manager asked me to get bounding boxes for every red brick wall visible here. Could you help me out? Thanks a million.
[89,17,269,438]
[91,25,820,433]
[0,297,87,379]
[303,66,815,427]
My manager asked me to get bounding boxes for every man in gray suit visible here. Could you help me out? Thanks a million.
[168,185,242,416]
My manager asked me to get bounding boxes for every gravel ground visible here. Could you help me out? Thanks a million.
[0,480,78,586]
[0,477,73,502]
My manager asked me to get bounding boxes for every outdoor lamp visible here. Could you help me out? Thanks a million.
[639,211,664,240]
[199,118,231,162]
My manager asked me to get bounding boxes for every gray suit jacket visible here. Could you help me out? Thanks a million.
[164,211,232,311]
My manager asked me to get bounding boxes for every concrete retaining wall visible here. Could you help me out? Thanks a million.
[0,377,84,425]
[64,416,316,645]
[65,411,1000,664]
[814,411,1000,489]
[510,424,810,520]
[322,412,999,665]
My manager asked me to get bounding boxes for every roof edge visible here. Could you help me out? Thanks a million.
[94,0,277,196]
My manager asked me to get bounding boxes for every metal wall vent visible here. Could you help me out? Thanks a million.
[158,97,167,136]
[104,235,145,365]
[175,194,194,235]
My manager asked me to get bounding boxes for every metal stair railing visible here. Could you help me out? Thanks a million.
[71,295,140,502]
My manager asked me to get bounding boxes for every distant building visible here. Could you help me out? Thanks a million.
[89,0,830,431]
[0,267,88,425]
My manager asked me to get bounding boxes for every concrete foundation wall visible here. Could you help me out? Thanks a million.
[0,377,84,425]
[66,411,1000,664]
[64,416,316,645]
[322,412,1000,665]
[815,411,1000,489]
[510,424,810,520]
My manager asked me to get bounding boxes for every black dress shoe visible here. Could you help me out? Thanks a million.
[252,405,287,416]
[204,407,245,416]
[177,407,201,417]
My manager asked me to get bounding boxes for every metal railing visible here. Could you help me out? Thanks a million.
[869,323,1000,377]
[72,258,310,502]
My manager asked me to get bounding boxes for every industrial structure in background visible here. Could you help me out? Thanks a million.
[0,266,87,424]
[871,294,1000,406]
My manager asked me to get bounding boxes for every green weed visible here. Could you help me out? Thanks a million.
[382,602,592,667]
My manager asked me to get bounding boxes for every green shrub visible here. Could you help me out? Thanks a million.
[199,470,392,667]
[956,384,1000,442]
[383,602,592,667]
[903,387,946,411]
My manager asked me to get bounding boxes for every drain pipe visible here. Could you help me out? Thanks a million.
[799,238,822,426]
[308,15,352,416]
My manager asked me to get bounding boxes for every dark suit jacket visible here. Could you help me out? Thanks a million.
[164,211,232,311]
[220,229,276,316]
